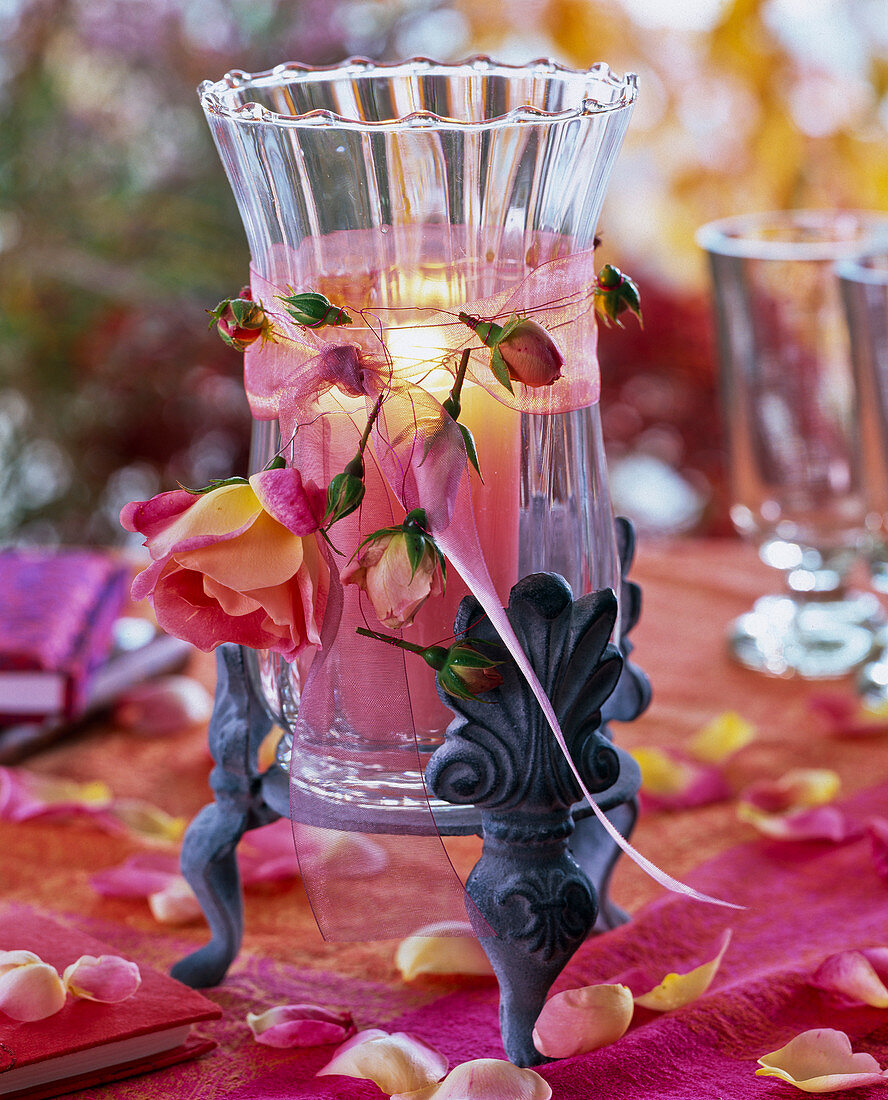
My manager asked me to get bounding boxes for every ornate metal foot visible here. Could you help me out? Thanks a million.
[427,574,627,1066]
[172,644,279,988]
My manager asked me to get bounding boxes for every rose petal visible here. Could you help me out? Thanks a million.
[63,955,141,1003]
[740,768,840,815]
[756,1028,886,1092]
[89,852,181,898]
[316,1029,448,1095]
[532,983,634,1058]
[391,1059,551,1100]
[634,929,732,1011]
[0,958,67,1021]
[738,804,859,843]
[688,711,756,763]
[247,1003,355,1048]
[106,798,187,843]
[0,950,43,976]
[113,676,213,737]
[631,747,731,810]
[811,950,888,1008]
[148,877,204,925]
[238,818,301,884]
[395,922,494,981]
[0,767,112,822]
[809,693,888,739]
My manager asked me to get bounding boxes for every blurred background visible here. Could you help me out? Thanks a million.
[1,0,886,546]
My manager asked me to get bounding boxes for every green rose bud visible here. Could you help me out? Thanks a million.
[208,287,270,351]
[325,454,366,526]
[279,291,352,328]
[422,640,504,701]
[593,264,642,327]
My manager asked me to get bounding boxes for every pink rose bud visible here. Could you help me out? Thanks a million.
[495,317,564,388]
[0,950,67,1022]
[342,509,446,629]
[458,312,563,391]
[208,287,270,351]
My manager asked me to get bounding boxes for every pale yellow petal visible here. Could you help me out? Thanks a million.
[756,1028,886,1092]
[396,922,494,981]
[634,929,732,1011]
[630,747,692,796]
[689,712,756,763]
[317,1029,448,1095]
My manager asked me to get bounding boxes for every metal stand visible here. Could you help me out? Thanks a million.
[172,521,650,1067]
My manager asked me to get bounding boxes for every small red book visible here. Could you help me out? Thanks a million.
[0,549,129,722]
[0,908,221,1099]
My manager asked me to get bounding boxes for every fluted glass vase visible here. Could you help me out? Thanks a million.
[198,57,637,830]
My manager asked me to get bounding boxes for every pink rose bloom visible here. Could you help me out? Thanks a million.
[342,529,444,629]
[121,467,328,661]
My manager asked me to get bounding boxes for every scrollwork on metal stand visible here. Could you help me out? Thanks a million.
[426,573,625,1067]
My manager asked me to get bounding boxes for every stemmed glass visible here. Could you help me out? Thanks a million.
[697,211,888,678]
[836,251,888,699]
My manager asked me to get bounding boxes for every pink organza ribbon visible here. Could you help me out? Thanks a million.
[244,227,737,939]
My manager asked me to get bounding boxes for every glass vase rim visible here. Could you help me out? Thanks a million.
[696,209,888,262]
[198,54,638,131]
[836,251,888,286]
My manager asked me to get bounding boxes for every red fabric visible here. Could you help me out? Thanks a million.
[221,779,888,1098]
[6,539,888,1098]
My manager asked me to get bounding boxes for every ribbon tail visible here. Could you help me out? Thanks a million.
[434,521,744,913]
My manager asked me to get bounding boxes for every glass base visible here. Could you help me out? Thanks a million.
[728,591,882,678]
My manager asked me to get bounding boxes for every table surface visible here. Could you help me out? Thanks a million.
[5,537,888,1099]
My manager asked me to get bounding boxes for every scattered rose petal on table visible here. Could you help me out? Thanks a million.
[395,921,494,981]
[148,877,204,925]
[316,1029,448,1095]
[809,693,888,739]
[810,948,888,1008]
[737,803,860,843]
[532,983,634,1058]
[0,767,112,822]
[630,746,731,811]
[89,852,181,898]
[102,797,187,843]
[247,1003,355,1048]
[755,1028,887,1092]
[688,711,756,764]
[63,954,141,1002]
[0,950,67,1021]
[391,1058,551,1100]
[633,928,732,1011]
[113,675,213,736]
[739,768,841,815]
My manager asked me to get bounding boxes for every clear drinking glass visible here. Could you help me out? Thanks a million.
[837,252,888,700]
[199,58,636,826]
[697,211,888,678]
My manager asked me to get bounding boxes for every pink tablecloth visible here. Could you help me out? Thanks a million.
[4,538,888,1098]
